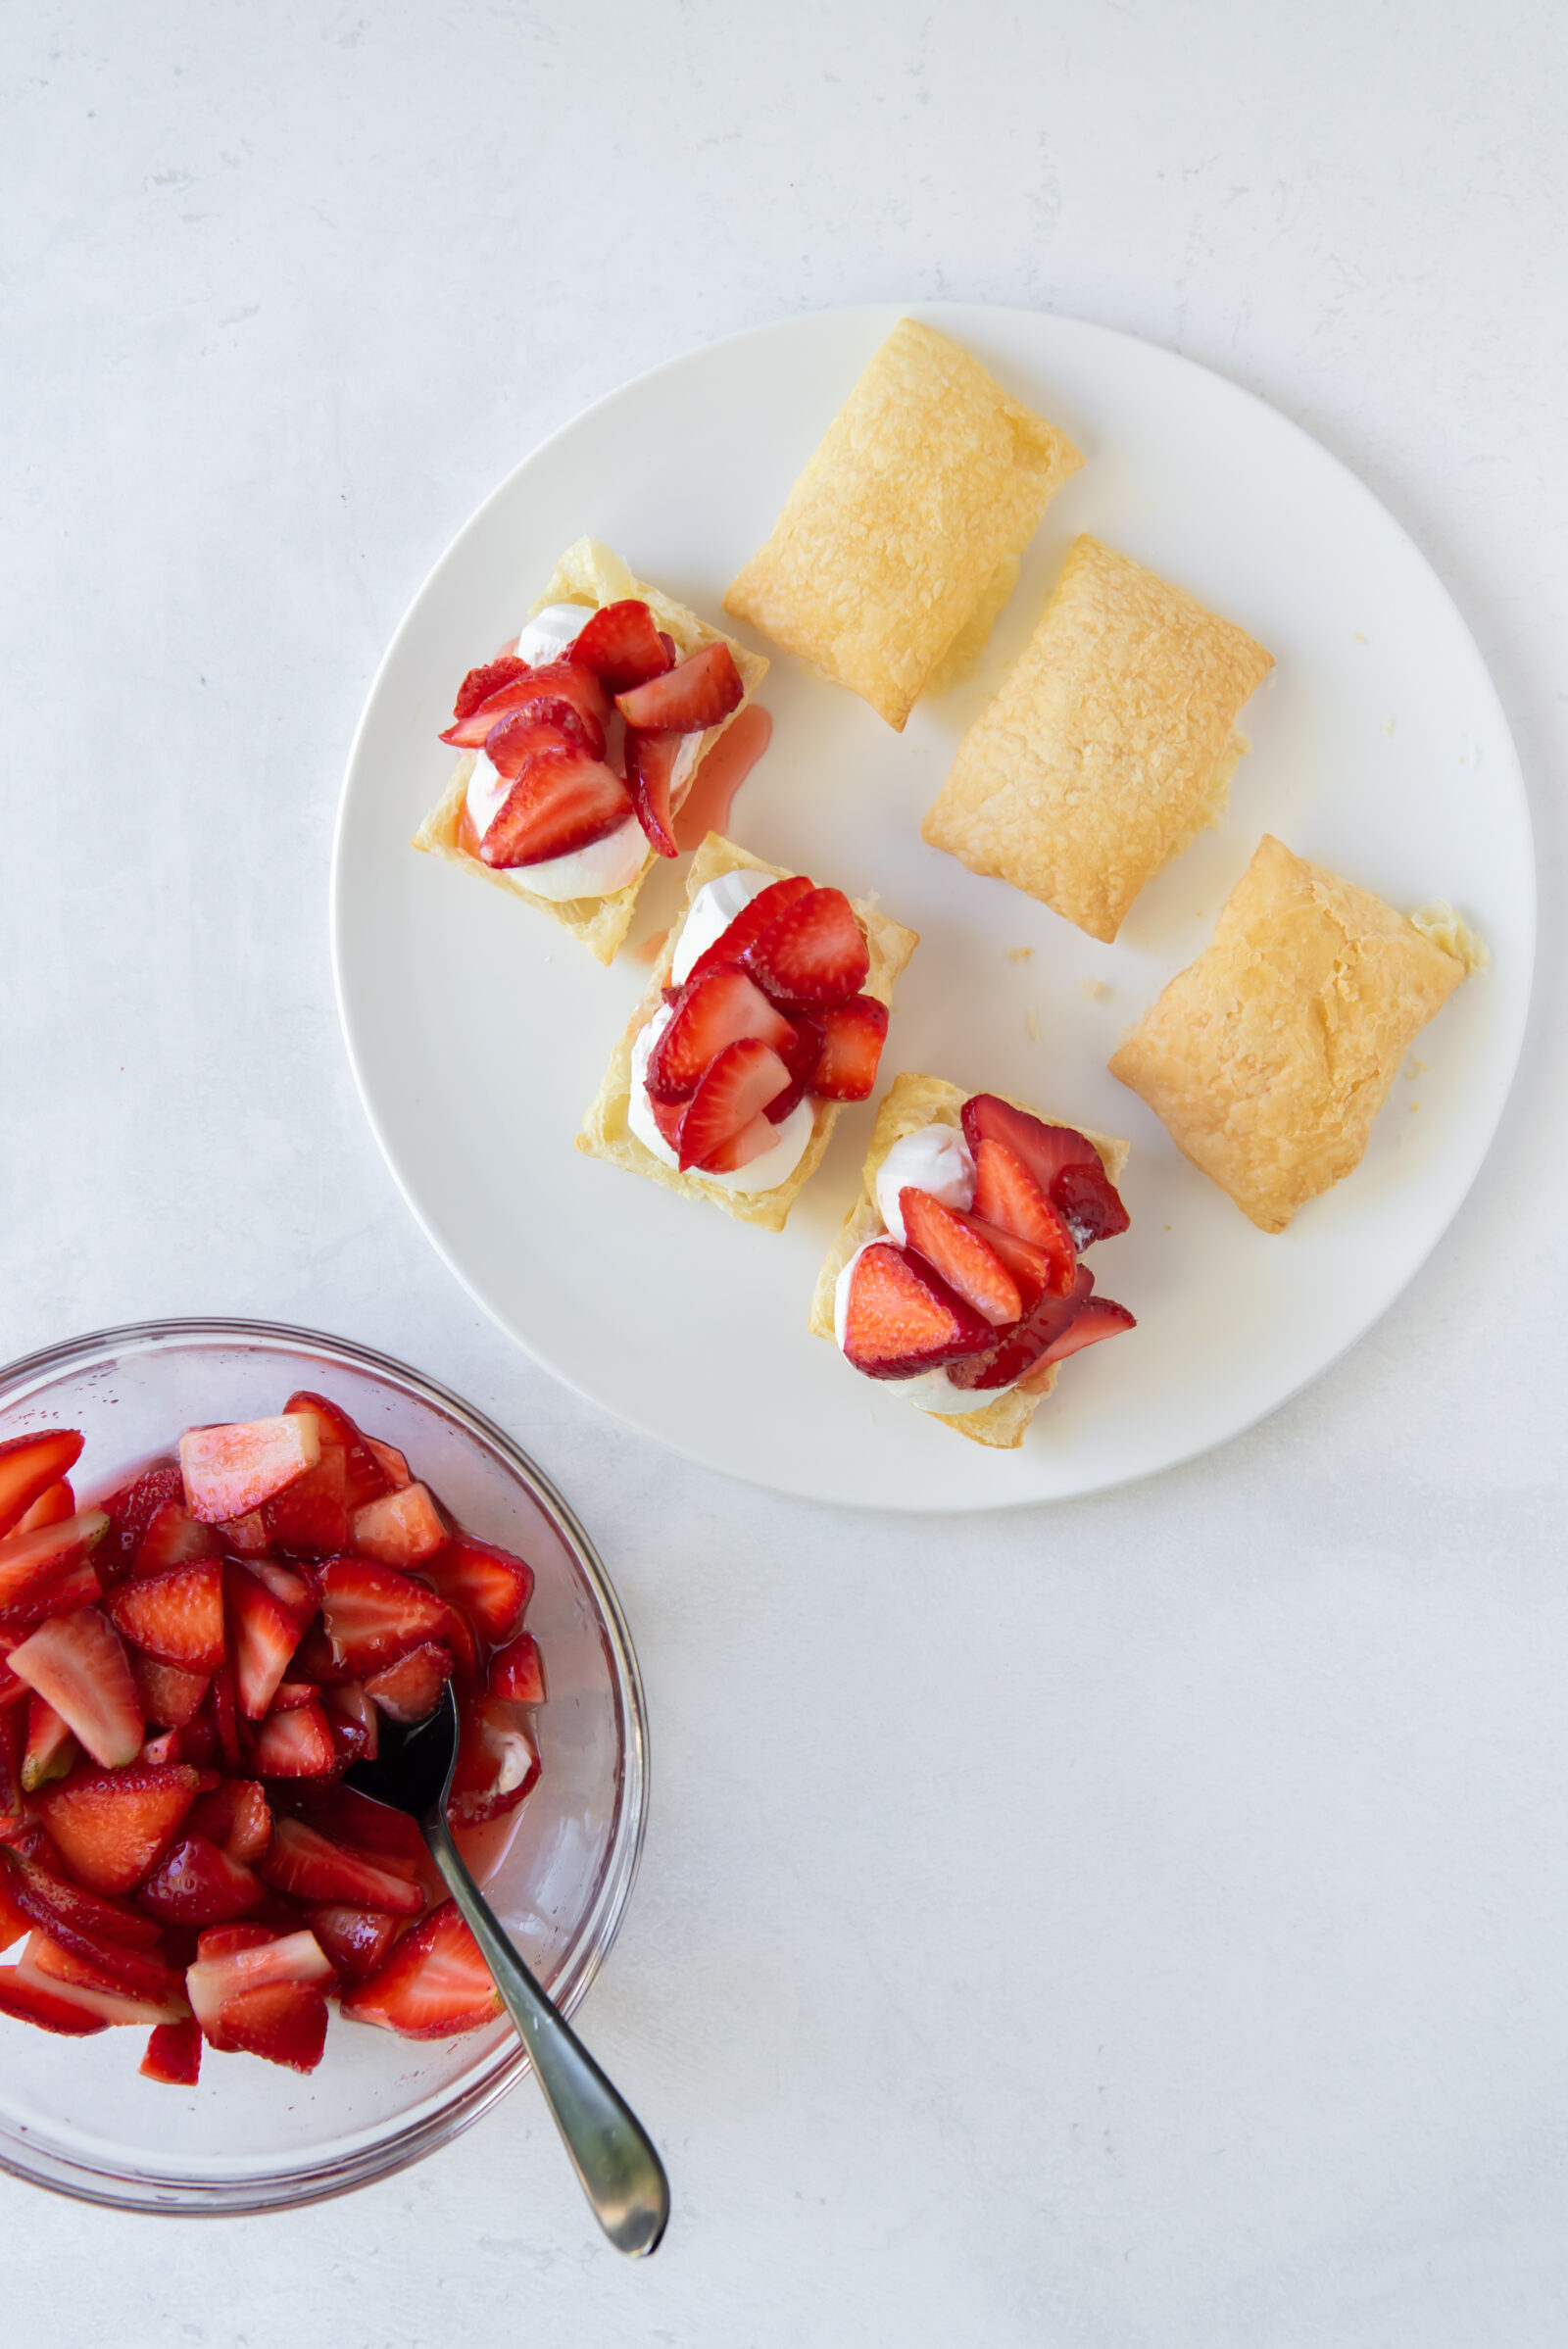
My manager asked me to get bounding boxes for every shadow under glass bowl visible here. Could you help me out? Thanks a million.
[0,1318,649,2215]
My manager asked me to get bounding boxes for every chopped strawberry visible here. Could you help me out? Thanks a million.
[207,1661,242,1771]
[615,639,743,733]
[132,1500,220,1578]
[743,886,869,1006]
[0,1966,109,2035]
[649,1092,686,1151]
[624,727,681,856]
[677,1039,791,1172]
[646,966,798,1104]
[416,1535,533,1647]
[106,1562,225,1673]
[224,1564,300,1720]
[447,1695,540,1826]
[365,1438,410,1492]
[2,1848,164,1953]
[840,1243,996,1380]
[259,1817,423,1918]
[477,745,634,869]
[488,1632,545,1705]
[811,995,888,1101]
[180,1417,320,1526]
[760,1012,823,1123]
[0,1508,110,1617]
[141,2015,203,2083]
[129,1652,210,1731]
[305,1903,399,1987]
[269,1681,317,1712]
[435,1599,480,1690]
[249,1698,337,1780]
[684,875,816,987]
[1034,1295,1137,1366]
[0,1431,85,1542]
[0,1555,101,1626]
[24,1927,189,2021]
[39,1763,199,1894]
[319,1556,450,1683]
[949,1265,1096,1392]
[22,1694,78,1792]
[568,599,672,693]
[955,1213,1054,1310]
[218,1978,329,2073]
[970,1140,1077,1296]
[216,1507,270,1554]
[244,1556,316,1624]
[280,1393,392,1514]
[138,1834,265,1927]
[0,1701,23,1835]
[341,1899,501,2039]
[188,1779,271,1866]
[1051,1158,1132,1248]
[100,1462,183,1582]
[451,654,529,723]
[321,1680,378,1765]
[900,1189,1022,1328]
[262,1443,349,1556]
[365,1641,452,1725]
[482,710,593,779]
[7,1610,144,1768]
[959,1094,1128,1246]
[196,1923,278,1960]
[14,1478,76,1535]
[442,656,613,753]
[350,1487,447,1573]
[185,1927,335,2048]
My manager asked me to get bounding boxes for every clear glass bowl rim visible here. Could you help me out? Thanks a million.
[0,1315,650,2217]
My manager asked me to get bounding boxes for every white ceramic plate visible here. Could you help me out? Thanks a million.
[332,305,1533,1512]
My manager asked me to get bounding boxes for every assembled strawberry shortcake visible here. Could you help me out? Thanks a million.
[413,538,767,963]
[809,1074,1136,1447]
[578,834,918,1232]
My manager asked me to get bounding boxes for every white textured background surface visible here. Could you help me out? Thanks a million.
[3,3,1566,2343]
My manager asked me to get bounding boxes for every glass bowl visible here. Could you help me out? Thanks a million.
[0,1318,649,2214]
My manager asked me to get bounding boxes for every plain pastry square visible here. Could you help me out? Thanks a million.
[921,534,1275,942]
[412,538,767,965]
[1108,834,1475,1233]
[576,834,919,1234]
[723,318,1083,732]
[808,1072,1129,1449]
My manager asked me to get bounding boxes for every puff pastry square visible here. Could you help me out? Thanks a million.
[576,834,918,1234]
[412,538,767,965]
[808,1072,1129,1449]
[723,318,1083,732]
[921,535,1275,942]
[1108,834,1475,1233]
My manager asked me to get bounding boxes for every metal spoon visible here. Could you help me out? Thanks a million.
[348,1683,669,2256]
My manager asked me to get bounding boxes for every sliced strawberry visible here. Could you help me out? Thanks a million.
[0,1965,109,2035]
[417,1536,534,1647]
[568,599,672,693]
[365,1641,452,1725]
[649,1092,686,1150]
[477,745,634,869]
[321,1679,378,1765]
[137,1729,186,1767]
[624,727,681,856]
[39,1763,199,1895]
[646,966,798,1104]
[841,1243,996,1380]
[320,1556,451,1677]
[262,1443,349,1556]
[350,1487,447,1573]
[224,1564,299,1721]
[959,1094,1129,1247]
[441,656,613,753]
[188,1779,271,1866]
[615,639,743,733]
[0,1556,102,1627]
[180,1417,320,1526]
[0,1432,85,1542]
[100,1462,183,1582]
[196,1923,279,1960]
[269,1681,317,1712]
[743,886,868,1006]
[677,1039,791,1172]
[971,1140,1077,1296]
[305,1903,399,1987]
[138,1834,265,1927]
[249,1699,337,1780]
[366,1438,410,1492]
[207,1660,242,1771]
[280,1393,391,1513]
[259,1817,423,1918]
[0,1700,23,1834]
[482,710,593,780]
[760,1012,823,1123]
[216,1507,270,1554]
[185,1927,334,2048]
[2,1848,164,1949]
[15,1478,76,1535]
[435,1599,480,1690]
[128,1652,210,1732]
[1050,1158,1131,1248]
[900,1189,1022,1329]
[132,1500,219,1578]
[7,1610,143,1768]
[341,1899,501,2039]
[451,654,528,723]
[488,1632,545,1705]
[949,1265,1096,1392]
[22,1694,77,1792]
[1034,1295,1137,1366]
[811,995,888,1101]
[244,1556,316,1624]
[447,1695,540,1827]
[683,875,816,987]
[218,1977,328,2073]
[955,1213,1054,1311]
[141,2015,203,2083]
[106,1561,225,1674]
[0,1509,109,1616]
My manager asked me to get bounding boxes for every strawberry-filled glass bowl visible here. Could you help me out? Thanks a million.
[0,1318,649,2213]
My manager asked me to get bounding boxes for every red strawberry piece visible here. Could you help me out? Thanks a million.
[0,1700,22,1834]
[259,1817,423,1918]
[365,1641,452,1726]
[177,1706,220,1769]
[262,1443,349,1556]
[138,1834,265,1927]
[129,1652,210,1732]
[269,1681,317,1712]
[218,1977,328,2073]
[450,654,529,724]
[365,1438,410,1492]
[0,1431,85,1542]
[188,1779,271,1867]
[321,1680,379,1765]
[249,1698,337,1780]
[1051,1159,1131,1248]
[106,1562,225,1673]
[244,1556,316,1624]
[0,1965,110,2035]
[39,1762,199,1895]
[0,1852,32,1941]
[959,1094,1129,1247]
[22,1694,78,1792]
[624,727,681,856]
[7,1610,144,1768]
[949,1265,1097,1393]
[0,1509,110,1616]
[305,1903,399,1988]
[477,745,634,870]
[488,1632,545,1705]
[900,1189,1022,1329]
[141,2015,203,2083]
[350,1487,447,1574]
[760,1012,823,1124]
[1034,1295,1136,1367]
[955,1213,1054,1311]
[137,1729,188,1767]
[416,1535,533,1648]
[646,966,799,1104]
[743,886,869,1006]
[677,1039,791,1172]
[499,691,608,760]
[98,1462,183,1583]
[197,1923,279,1961]
[207,1661,242,1771]
[180,1417,320,1526]
[131,1500,219,1578]
[439,656,612,753]
[615,639,743,733]
[216,1507,270,1555]
[2,1847,164,1948]
[447,1695,540,1827]
[649,1092,686,1150]
[23,1928,188,2021]
[280,1393,392,1513]
[970,1140,1077,1296]
[482,710,592,779]
[297,1785,429,1882]
[811,995,888,1101]
[15,1478,76,1536]
[320,1556,451,1678]
[683,874,816,986]
[341,1898,501,2038]
[224,1564,299,1720]
[0,1556,102,1627]
[568,599,672,693]
[840,1243,996,1381]
[185,1927,335,2049]
[435,1600,480,1691]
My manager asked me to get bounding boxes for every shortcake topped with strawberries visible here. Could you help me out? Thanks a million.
[413,538,767,964]
[579,834,918,1233]
[810,1073,1136,1447]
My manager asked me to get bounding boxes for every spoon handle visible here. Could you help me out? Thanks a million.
[422,1807,669,2257]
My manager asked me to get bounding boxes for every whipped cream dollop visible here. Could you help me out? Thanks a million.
[627,998,816,1196]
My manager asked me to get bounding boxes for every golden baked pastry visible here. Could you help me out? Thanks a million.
[723,318,1082,731]
[1108,834,1477,1232]
[576,834,918,1234]
[412,538,767,964]
[921,534,1274,942]
[808,1073,1129,1449]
